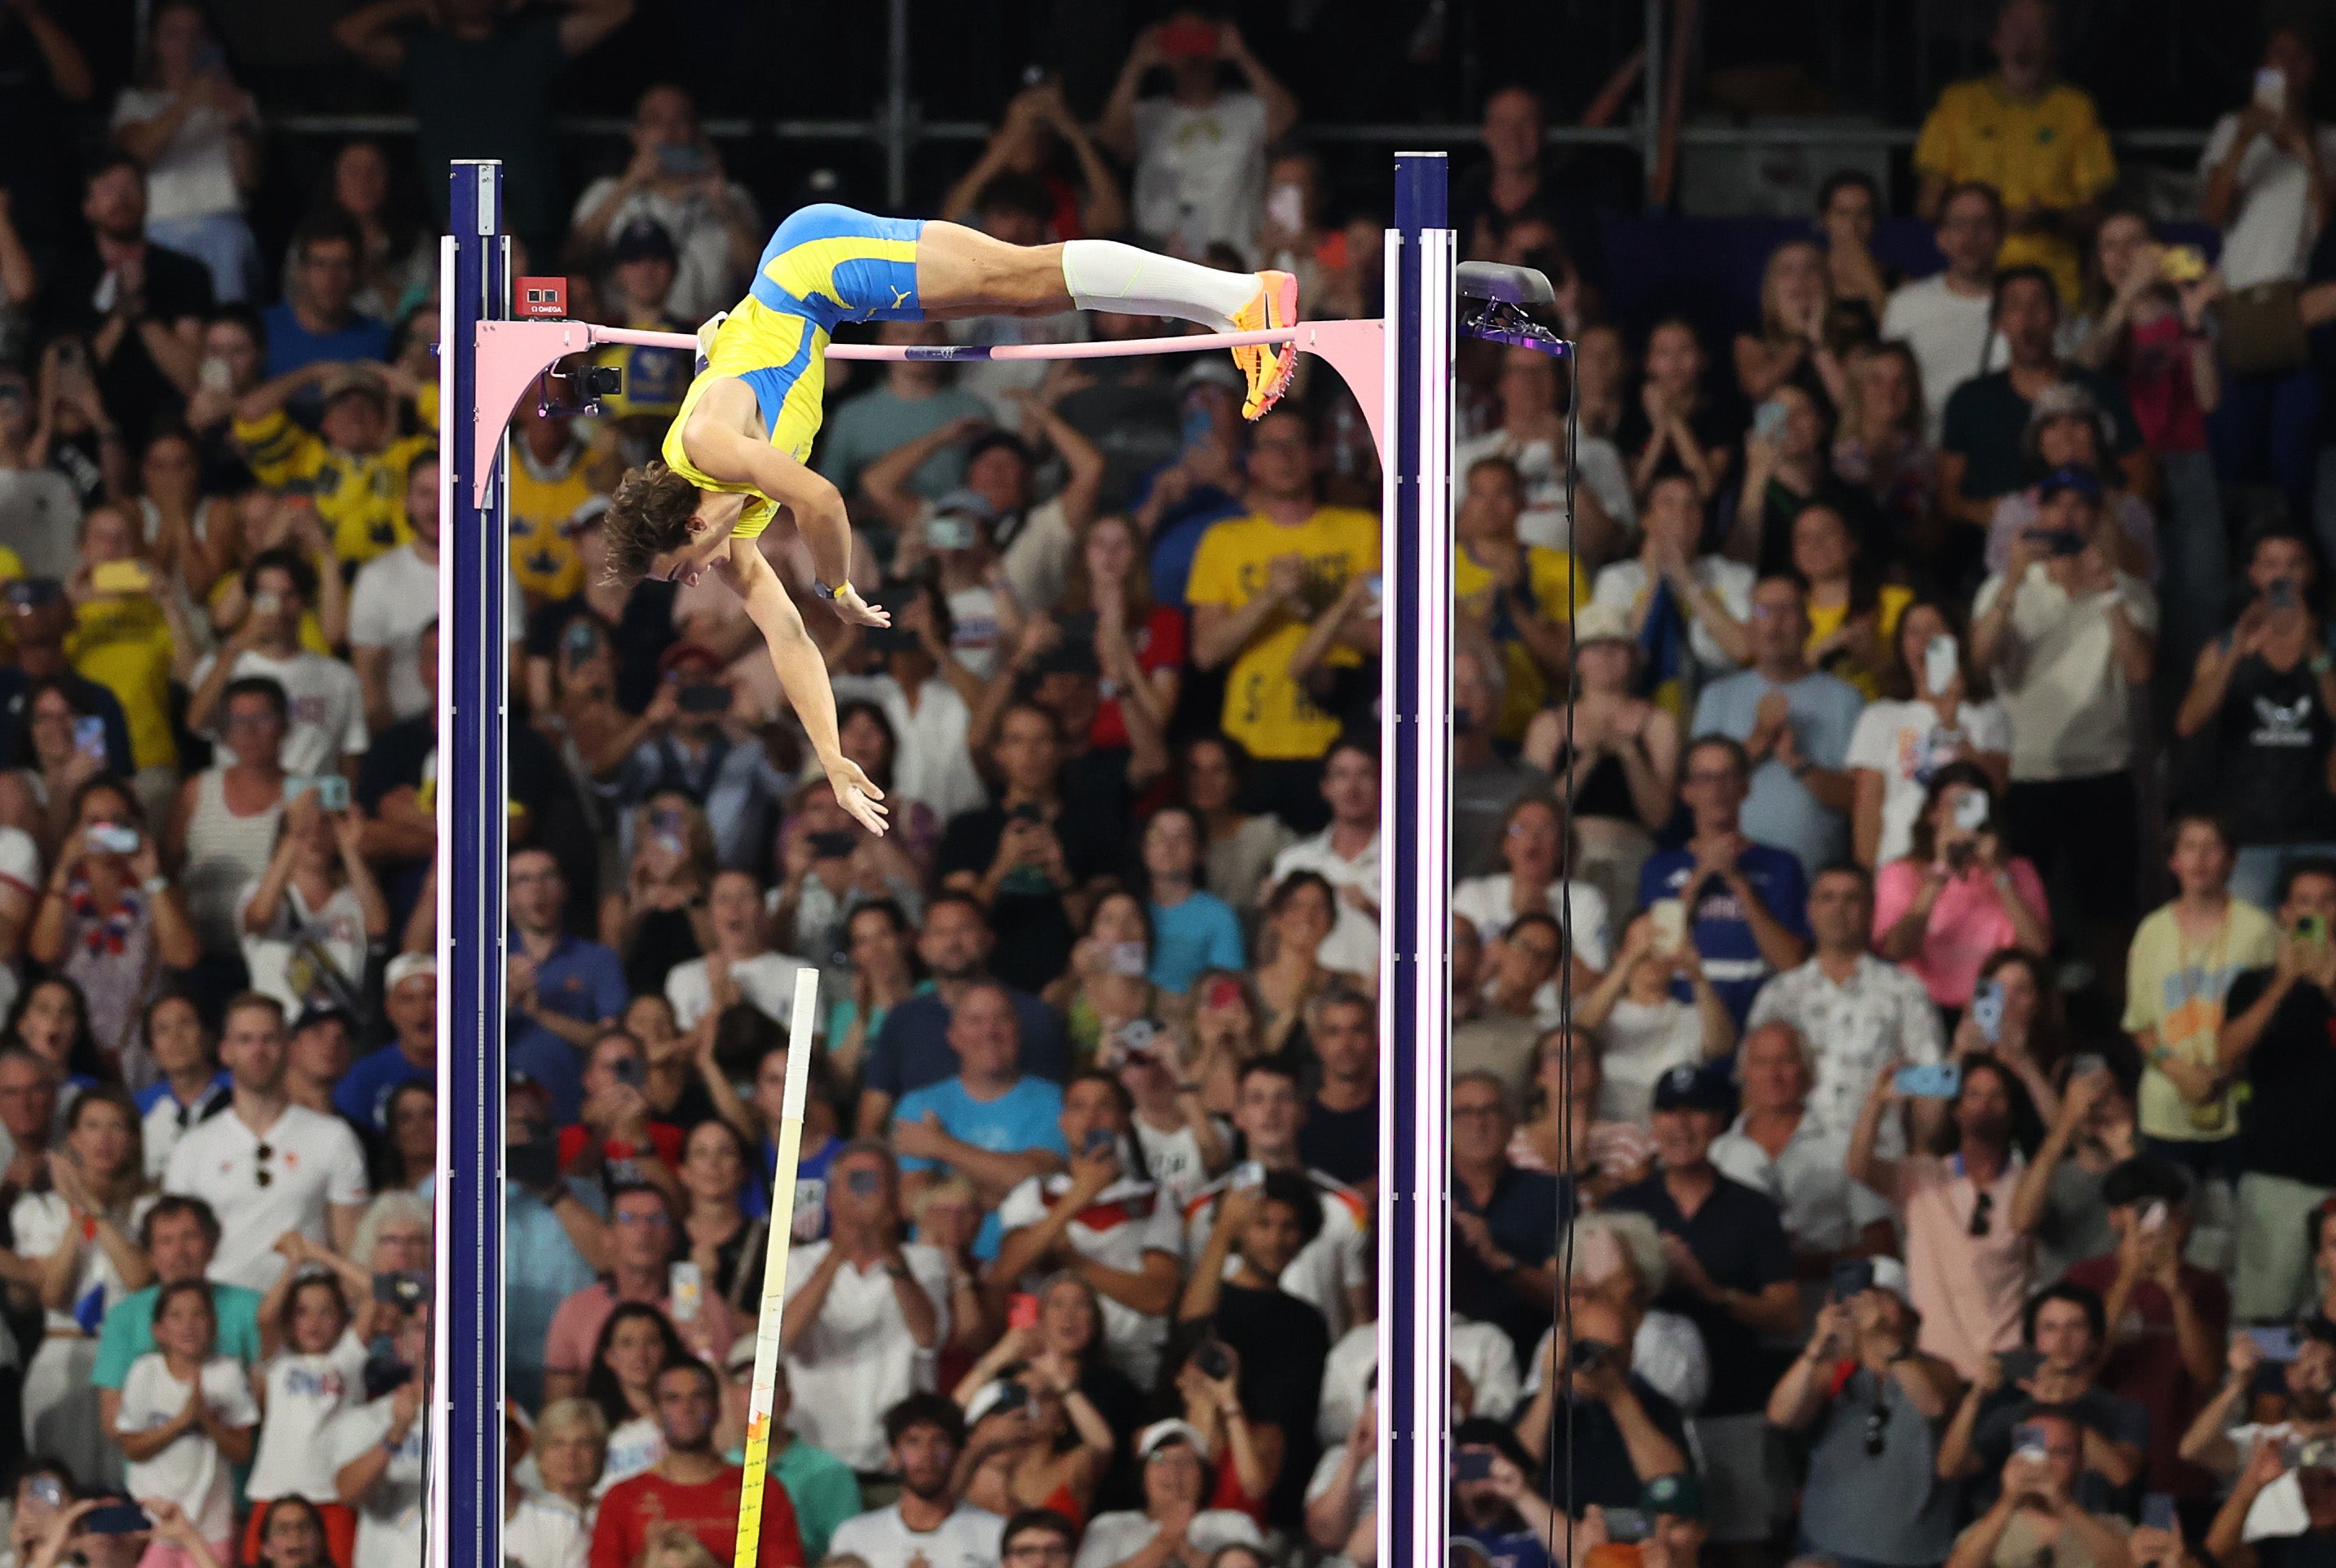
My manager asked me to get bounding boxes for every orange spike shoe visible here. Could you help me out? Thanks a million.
[1231,271,1300,419]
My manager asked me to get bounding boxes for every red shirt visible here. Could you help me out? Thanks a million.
[1089,606,1186,751]
[2063,1253,2229,1496]
[591,1464,803,1568]
[558,1121,685,1174]
[2122,312,2209,456]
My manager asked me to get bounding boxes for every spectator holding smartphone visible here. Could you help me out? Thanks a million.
[2214,858,2336,1323]
[2171,531,2336,911]
[27,777,200,1067]
[2063,1158,2228,1499]
[1850,1055,2039,1378]
[1942,1407,2137,1568]
[1936,1281,2146,1513]
[1874,764,2052,1013]
[1971,467,2154,984]
[236,788,387,1019]
[2206,1434,2336,1568]
[1766,1258,1965,1567]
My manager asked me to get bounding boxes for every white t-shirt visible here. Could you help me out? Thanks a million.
[1269,829,1380,976]
[1073,1509,1261,1568]
[2200,115,2336,290]
[1316,1315,1522,1447]
[162,1103,371,1292]
[782,1240,952,1472]
[1131,93,1271,259]
[1453,428,1635,550]
[996,1171,1183,1386]
[190,647,369,776]
[831,672,989,824]
[111,88,243,224]
[327,1397,428,1568]
[0,822,42,1033]
[1843,697,2015,864]
[348,546,522,723]
[944,583,1003,680]
[827,1501,1007,1568]
[597,1413,663,1495]
[10,1191,158,1334]
[505,1492,592,1568]
[664,948,817,1032]
[246,1336,369,1501]
[1131,1113,1232,1213]
[1594,996,1709,1125]
[119,1353,261,1543]
[1880,275,2009,443]
[1972,566,2158,781]
[1451,874,1611,970]
[236,878,371,1017]
[1589,556,1756,676]
[566,178,762,322]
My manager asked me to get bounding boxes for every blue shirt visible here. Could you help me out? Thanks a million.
[334,1042,431,1131]
[863,984,1071,1102]
[500,1174,606,1411]
[260,302,392,380]
[1147,891,1246,994]
[506,929,630,1121]
[1638,841,1810,1027]
[742,1130,841,1237]
[1691,669,1866,877]
[893,1075,1066,1256]
[133,1071,231,1117]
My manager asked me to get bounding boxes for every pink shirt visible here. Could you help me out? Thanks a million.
[542,1281,744,1382]
[1890,1152,2034,1379]
[1872,857,2052,1006]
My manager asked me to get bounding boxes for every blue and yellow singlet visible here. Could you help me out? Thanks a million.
[660,204,928,538]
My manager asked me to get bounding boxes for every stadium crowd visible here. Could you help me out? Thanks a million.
[6,5,2336,1568]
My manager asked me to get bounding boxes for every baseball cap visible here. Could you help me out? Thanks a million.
[1651,1064,1730,1116]
[1867,1255,1912,1306]
[1136,1419,1210,1460]
[1641,1471,1705,1520]
[966,1379,1027,1427]
[1571,601,1634,647]
[293,1002,355,1034]
[385,952,435,993]
[931,488,999,526]
[609,219,677,266]
[2035,465,2103,502]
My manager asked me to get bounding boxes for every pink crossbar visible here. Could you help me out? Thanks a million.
[469,316,1384,505]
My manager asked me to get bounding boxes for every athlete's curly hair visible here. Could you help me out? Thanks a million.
[602,461,701,584]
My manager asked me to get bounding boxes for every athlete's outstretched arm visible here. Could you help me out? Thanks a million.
[681,406,888,626]
[718,541,889,836]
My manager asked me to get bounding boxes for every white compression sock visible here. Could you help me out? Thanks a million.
[1061,240,1258,332]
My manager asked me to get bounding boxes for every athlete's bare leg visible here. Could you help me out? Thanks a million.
[914,222,1073,318]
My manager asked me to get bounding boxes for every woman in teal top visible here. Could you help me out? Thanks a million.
[1139,806,1245,995]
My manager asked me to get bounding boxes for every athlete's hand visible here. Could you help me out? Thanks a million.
[825,755,891,836]
[830,582,891,629]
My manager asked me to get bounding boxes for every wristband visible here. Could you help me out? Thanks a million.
[813,579,850,601]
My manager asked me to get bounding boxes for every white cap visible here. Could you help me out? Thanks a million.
[1137,1419,1210,1459]
[1869,1256,1911,1306]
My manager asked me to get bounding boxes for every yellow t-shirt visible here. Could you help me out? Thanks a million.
[231,408,436,568]
[1806,584,1913,700]
[1913,77,2117,306]
[1455,543,1585,738]
[68,595,179,771]
[1186,506,1381,760]
[509,438,601,604]
[2122,898,2279,1143]
[203,576,330,657]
